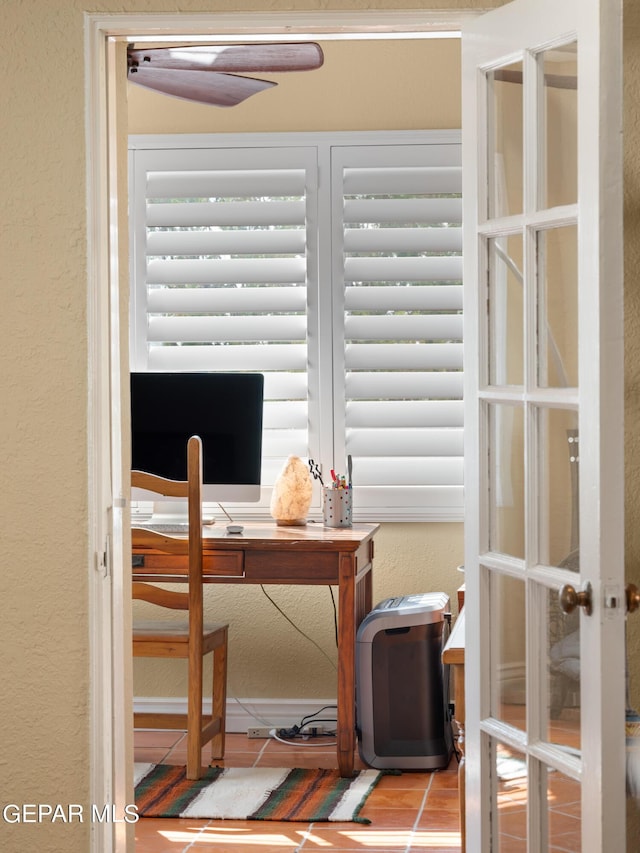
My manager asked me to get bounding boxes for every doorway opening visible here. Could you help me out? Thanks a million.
[86,11,478,850]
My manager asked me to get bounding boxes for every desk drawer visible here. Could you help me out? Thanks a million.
[133,551,244,577]
[245,550,338,581]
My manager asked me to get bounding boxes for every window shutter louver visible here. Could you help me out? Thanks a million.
[332,144,463,519]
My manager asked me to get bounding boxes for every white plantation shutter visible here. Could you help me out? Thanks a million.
[130,133,462,520]
[129,146,320,505]
[331,144,463,519]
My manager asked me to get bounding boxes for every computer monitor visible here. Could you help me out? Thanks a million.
[130,372,264,503]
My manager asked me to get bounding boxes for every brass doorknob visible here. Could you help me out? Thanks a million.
[627,584,640,614]
[559,582,593,616]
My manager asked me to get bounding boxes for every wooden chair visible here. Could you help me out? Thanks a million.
[131,435,228,780]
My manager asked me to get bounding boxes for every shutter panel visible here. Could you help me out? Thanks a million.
[332,144,463,519]
[130,133,463,520]
[130,147,319,506]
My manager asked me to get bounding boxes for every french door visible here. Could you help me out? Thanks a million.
[462,0,625,850]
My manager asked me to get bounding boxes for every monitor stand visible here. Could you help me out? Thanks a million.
[132,501,215,527]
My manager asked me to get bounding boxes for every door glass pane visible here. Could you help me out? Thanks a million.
[540,41,578,210]
[537,225,578,388]
[547,586,581,750]
[489,234,524,386]
[488,61,524,219]
[492,739,528,851]
[547,764,582,851]
[491,572,526,729]
[489,403,525,559]
[536,407,579,569]
[491,742,582,849]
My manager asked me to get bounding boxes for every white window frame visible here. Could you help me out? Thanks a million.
[129,130,463,522]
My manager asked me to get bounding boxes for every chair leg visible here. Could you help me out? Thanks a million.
[186,652,204,781]
[210,629,228,762]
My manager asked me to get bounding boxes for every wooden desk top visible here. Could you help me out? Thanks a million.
[443,608,465,666]
[197,521,378,549]
[134,521,379,549]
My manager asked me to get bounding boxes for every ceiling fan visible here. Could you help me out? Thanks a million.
[127,42,324,107]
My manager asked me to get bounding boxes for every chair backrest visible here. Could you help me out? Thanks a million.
[131,435,204,633]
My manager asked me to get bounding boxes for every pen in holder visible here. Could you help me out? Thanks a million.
[308,457,354,528]
[323,485,353,528]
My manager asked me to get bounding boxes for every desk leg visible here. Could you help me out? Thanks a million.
[337,553,356,777]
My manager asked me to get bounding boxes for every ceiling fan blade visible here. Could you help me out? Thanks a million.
[127,42,324,74]
[127,67,276,107]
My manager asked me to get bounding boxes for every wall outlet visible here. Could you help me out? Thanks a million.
[247,726,273,738]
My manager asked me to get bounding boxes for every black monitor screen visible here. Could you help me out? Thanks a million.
[130,372,264,502]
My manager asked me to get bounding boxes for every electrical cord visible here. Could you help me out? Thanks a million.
[231,695,339,736]
[275,705,338,743]
[259,585,337,671]
[299,704,337,729]
[217,502,234,522]
[230,695,275,727]
[328,586,338,647]
[300,719,336,730]
[279,720,337,737]
[270,728,337,748]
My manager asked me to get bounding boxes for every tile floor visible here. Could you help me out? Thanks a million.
[133,730,462,852]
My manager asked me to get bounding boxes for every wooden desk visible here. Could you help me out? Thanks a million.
[443,606,465,851]
[132,521,378,777]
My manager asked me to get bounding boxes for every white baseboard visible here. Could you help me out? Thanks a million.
[133,696,337,733]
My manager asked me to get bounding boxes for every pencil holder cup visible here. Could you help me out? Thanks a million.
[323,486,353,528]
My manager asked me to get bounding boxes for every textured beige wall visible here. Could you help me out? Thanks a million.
[3,1,638,851]
[2,3,91,852]
[128,36,467,703]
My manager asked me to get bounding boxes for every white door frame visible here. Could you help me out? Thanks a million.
[84,10,481,851]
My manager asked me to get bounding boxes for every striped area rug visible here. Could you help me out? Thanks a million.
[134,763,383,823]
